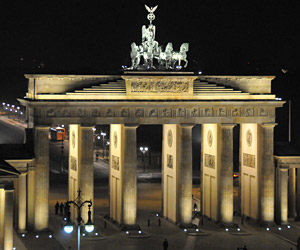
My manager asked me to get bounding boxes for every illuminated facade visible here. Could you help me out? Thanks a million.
[16,72,287,228]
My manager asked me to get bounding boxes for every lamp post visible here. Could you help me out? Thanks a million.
[64,189,94,250]
[106,141,110,159]
[139,146,148,173]
[101,132,106,158]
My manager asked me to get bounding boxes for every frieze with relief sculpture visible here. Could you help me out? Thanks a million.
[130,80,189,93]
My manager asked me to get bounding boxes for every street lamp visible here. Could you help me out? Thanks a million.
[106,141,110,158]
[64,189,94,250]
[100,132,106,158]
[139,146,148,173]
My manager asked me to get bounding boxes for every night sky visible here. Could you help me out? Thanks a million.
[1,0,300,144]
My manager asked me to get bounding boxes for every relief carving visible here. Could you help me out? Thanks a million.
[204,154,215,169]
[113,131,118,148]
[121,108,129,117]
[70,156,77,171]
[77,108,85,117]
[135,108,144,117]
[232,108,240,117]
[62,109,71,117]
[47,108,56,117]
[259,108,268,116]
[205,108,212,117]
[207,130,213,147]
[246,129,252,147]
[190,108,199,117]
[105,108,114,117]
[72,130,75,149]
[91,108,99,116]
[243,108,254,117]
[161,108,171,117]
[167,130,173,147]
[112,155,120,170]
[131,80,189,93]
[243,153,255,168]
[149,109,158,117]
[177,108,186,117]
[167,154,173,168]
[218,108,226,117]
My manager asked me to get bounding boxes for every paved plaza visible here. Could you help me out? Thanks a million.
[12,148,300,250]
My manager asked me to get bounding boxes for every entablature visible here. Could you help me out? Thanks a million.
[19,99,284,126]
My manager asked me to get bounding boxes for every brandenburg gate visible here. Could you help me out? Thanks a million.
[0,4,295,249]
[17,72,284,231]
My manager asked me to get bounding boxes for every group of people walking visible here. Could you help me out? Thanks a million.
[55,201,67,216]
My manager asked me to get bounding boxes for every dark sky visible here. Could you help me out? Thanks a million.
[1,1,300,73]
[1,0,300,143]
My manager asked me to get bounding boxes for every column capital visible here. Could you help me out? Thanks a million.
[260,123,277,128]
[80,126,95,130]
[124,124,139,129]
[278,166,289,171]
[220,123,236,129]
[179,123,195,128]
[35,126,50,131]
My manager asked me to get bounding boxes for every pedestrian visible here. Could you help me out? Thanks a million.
[55,201,59,215]
[194,203,198,211]
[59,202,64,216]
[64,202,68,217]
[242,245,247,250]
[163,238,168,250]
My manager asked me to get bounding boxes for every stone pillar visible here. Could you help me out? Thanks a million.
[0,189,5,249]
[18,173,27,232]
[34,126,49,231]
[276,167,288,225]
[219,124,235,224]
[178,124,194,226]
[79,127,94,223]
[259,123,276,224]
[27,166,35,229]
[123,125,138,225]
[296,168,300,220]
[4,189,14,250]
[68,125,94,223]
[288,168,296,218]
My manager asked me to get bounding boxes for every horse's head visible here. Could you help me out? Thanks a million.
[131,42,138,51]
[180,43,189,52]
[166,42,173,52]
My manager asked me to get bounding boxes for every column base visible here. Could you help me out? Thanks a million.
[121,224,141,232]
[17,229,28,234]
[179,222,195,229]
[258,221,276,227]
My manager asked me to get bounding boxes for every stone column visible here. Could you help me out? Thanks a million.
[34,126,49,231]
[276,167,288,225]
[27,166,35,229]
[4,188,14,250]
[79,127,94,223]
[259,123,276,224]
[0,189,5,249]
[219,124,235,224]
[288,168,296,218]
[18,173,27,232]
[123,125,138,225]
[296,168,300,220]
[178,124,194,226]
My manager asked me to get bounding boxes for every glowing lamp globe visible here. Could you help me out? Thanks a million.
[85,223,94,233]
[64,224,74,234]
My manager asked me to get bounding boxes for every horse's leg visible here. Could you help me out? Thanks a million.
[184,59,188,68]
